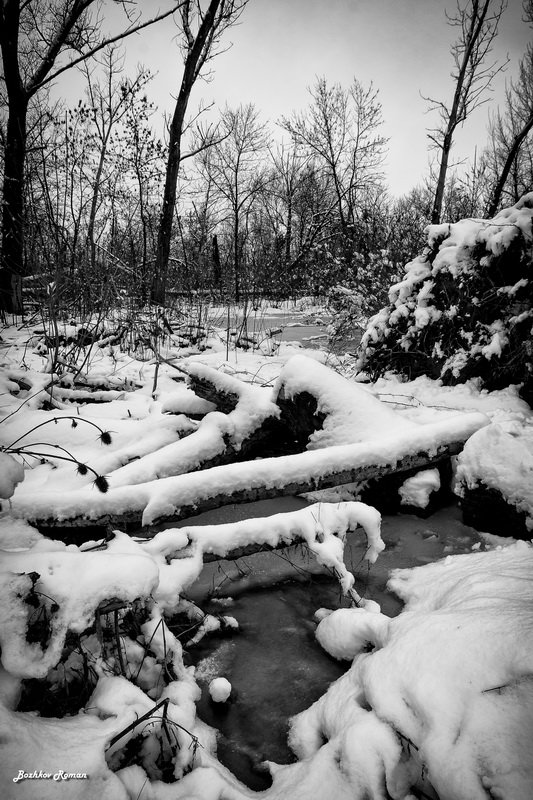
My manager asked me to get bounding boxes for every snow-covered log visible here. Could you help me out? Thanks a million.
[12,408,487,533]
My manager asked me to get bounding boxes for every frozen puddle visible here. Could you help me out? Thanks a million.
[172,501,482,789]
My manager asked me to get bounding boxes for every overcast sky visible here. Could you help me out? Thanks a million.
[59,0,530,196]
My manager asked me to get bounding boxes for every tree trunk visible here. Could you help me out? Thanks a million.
[0,0,27,314]
[233,213,240,301]
[0,95,28,314]
[285,196,292,268]
[486,111,533,217]
[152,100,185,304]
[152,0,224,306]
[431,132,453,224]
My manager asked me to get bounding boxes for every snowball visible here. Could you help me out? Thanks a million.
[209,677,232,703]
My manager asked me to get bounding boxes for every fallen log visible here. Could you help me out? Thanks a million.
[11,357,489,537]
[28,419,484,535]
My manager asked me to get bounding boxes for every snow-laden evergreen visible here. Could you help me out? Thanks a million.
[357,194,533,404]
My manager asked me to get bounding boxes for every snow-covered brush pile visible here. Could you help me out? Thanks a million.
[357,194,533,406]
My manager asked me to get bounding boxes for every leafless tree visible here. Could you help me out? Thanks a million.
[77,46,152,270]
[151,0,249,305]
[485,2,533,215]
[197,103,270,300]
[281,77,388,274]
[425,0,508,224]
[0,0,183,314]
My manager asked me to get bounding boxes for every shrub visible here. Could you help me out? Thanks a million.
[357,194,533,405]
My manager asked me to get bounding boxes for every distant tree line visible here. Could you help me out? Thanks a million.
[1,0,532,316]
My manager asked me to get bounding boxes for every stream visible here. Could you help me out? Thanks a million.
[167,500,482,790]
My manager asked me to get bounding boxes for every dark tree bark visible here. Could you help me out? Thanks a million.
[0,61,28,312]
[1,0,29,313]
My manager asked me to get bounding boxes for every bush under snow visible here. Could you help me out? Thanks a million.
[357,194,533,405]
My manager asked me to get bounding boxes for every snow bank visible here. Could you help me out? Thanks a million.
[455,419,533,529]
[0,542,160,678]
[286,541,533,800]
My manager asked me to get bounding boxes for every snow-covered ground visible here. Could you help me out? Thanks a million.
[0,311,532,799]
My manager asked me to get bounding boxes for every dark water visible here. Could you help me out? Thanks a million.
[191,578,347,789]
[173,501,481,790]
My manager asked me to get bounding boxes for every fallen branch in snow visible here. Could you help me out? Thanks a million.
[8,356,488,533]
[29,435,476,534]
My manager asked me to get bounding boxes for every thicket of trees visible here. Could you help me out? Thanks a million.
[1,0,532,316]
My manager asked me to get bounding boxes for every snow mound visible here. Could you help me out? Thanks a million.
[287,541,533,800]
[315,607,389,661]
[398,467,440,508]
[455,419,533,530]
[275,354,419,448]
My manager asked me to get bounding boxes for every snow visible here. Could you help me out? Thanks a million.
[287,540,533,800]
[1,306,532,800]
[4,354,488,527]
[6,404,487,527]
[0,452,24,499]
[0,703,129,800]
[455,419,533,529]
[209,677,232,703]
[0,541,160,678]
[398,468,440,508]
[275,354,421,447]
[315,607,390,661]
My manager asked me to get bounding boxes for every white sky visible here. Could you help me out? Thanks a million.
[56,0,530,197]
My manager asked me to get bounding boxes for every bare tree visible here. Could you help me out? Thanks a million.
[262,142,336,288]
[485,4,533,215]
[267,142,312,271]
[79,47,152,270]
[425,0,508,224]
[0,0,182,314]
[198,103,270,300]
[151,0,249,305]
[281,77,387,275]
